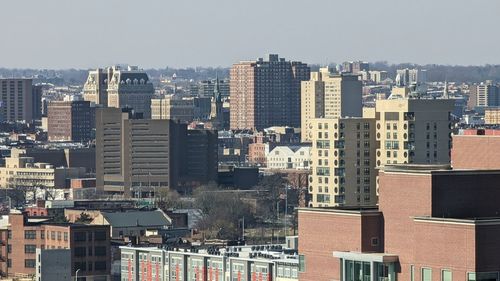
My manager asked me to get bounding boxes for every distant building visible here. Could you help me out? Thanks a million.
[475,81,499,107]
[196,78,230,98]
[230,54,310,130]
[32,84,43,120]
[151,96,194,122]
[0,78,33,122]
[368,70,388,84]
[342,61,369,74]
[484,107,500,124]
[83,68,109,106]
[396,68,427,87]
[47,100,92,142]
[301,69,362,142]
[209,76,224,129]
[267,145,311,170]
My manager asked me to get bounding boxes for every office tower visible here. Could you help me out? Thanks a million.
[309,117,376,207]
[467,83,478,110]
[106,66,154,118]
[0,78,33,122]
[301,69,363,142]
[151,96,194,122]
[210,76,224,129]
[230,54,310,130]
[342,61,369,73]
[197,78,230,98]
[31,84,43,120]
[375,98,455,167]
[96,108,217,196]
[83,68,108,106]
[475,81,499,107]
[47,100,92,142]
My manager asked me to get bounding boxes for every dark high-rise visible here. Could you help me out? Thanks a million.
[230,54,310,130]
[47,100,92,142]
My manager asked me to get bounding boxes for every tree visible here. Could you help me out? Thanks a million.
[75,212,93,224]
[155,189,181,211]
[52,213,69,223]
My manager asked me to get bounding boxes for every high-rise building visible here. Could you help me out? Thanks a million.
[96,107,217,196]
[230,54,310,130]
[309,117,376,207]
[368,70,388,84]
[301,69,362,142]
[395,68,427,86]
[210,76,224,129]
[196,78,230,98]
[0,78,33,122]
[475,81,499,107]
[151,96,194,122]
[84,66,154,118]
[31,84,43,120]
[342,61,369,73]
[375,98,455,167]
[83,68,109,106]
[47,100,92,142]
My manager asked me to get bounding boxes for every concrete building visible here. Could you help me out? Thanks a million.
[342,61,369,74]
[375,98,454,167]
[309,117,377,207]
[36,249,71,281]
[299,164,500,281]
[452,129,500,170]
[368,70,388,84]
[3,211,111,280]
[484,107,500,124]
[151,96,194,122]
[32,84,43,120]
[267,146,311,170]
[83,68,109,106]
[195,78,230,98]
[476,81,499,107]
[230,54,310,130]
[96,107,218,196]
[301,70,362,142]
[0,78,33,122]
[0,149,86,188]
[396,68,427,86]
[47,100,92,142]
[120,241,299,281]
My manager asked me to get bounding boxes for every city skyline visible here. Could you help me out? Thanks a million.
[1,0,500,69]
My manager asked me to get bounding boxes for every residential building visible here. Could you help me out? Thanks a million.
[476,81,499,107]
[151,96,194,122]
[0,149,85,188]
[368,70,388,84]
[230,54,310,130]
[120,240,299,281]
[342,61,369,74]
[299,164,500,281]
[484,107,500,124]
[4,211,110,280]
[32,84,43,120]
[452,128,500,169]
[301,70,363,142]
[194,78,230,98]
[47,100,92,142]
[375,98,454,167]
[0,78,33,122]
[395,68,427,86]
[309,117,376,207]
[267,145,311,170]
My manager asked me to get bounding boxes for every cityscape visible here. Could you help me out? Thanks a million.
[1,1,500,281]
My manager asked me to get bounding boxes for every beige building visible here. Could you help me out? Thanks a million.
[309,117,376,207]
[485,107,500,125]
[0,149,85,188]
[83,68,108,106]
[151,96,194,122]
[300,69,362,142]
[375,98,455,168]
[0,78,33,122]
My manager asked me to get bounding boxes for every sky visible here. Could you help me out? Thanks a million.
[1,0,499,69]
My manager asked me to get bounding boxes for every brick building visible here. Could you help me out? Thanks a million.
[298,164,500,281]
[47,100,93,142]
[452,129,500,169]
[2,211,111,280]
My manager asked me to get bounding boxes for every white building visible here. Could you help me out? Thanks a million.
[267,146,311,170]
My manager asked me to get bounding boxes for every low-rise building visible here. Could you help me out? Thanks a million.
[267,146,311,170]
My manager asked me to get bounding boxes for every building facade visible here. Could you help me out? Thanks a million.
[451,129,500,170]
[0,78,33,122]
[230,54,310,130]
[309,117,377,207]
[151,96,194,123]
[48,100,93,142]
[267,146,311,170]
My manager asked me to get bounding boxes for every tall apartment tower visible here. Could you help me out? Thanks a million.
[230,54,310,130]
[301,69,362,142]
[83,68,108,106]
[47,100,92,142]
[0,78,33,122]
[31,84,43,120]
[476,81,499,107]
[309,117,377,207]
[375,98,455,167]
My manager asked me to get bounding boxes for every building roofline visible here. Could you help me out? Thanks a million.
[413,216,500,226]
[297,207,380,216]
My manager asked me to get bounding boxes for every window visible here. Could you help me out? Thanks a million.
[25,259,36,268]
[74,232,86,242]
[442,269,452,281]
[411,265,415,281]
[75,247,86,257]
[64,232,68,241]
[468,272,499,281]
[40,231,45,239]
[422,268,432,281]
[57,232,61,240]
[298,255,305,272]
[24,245,36,254]
[7,245,11,253]
[25,230,36,239]
[95,246,107,256]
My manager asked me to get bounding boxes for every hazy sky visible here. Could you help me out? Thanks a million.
[1,0,499,69]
